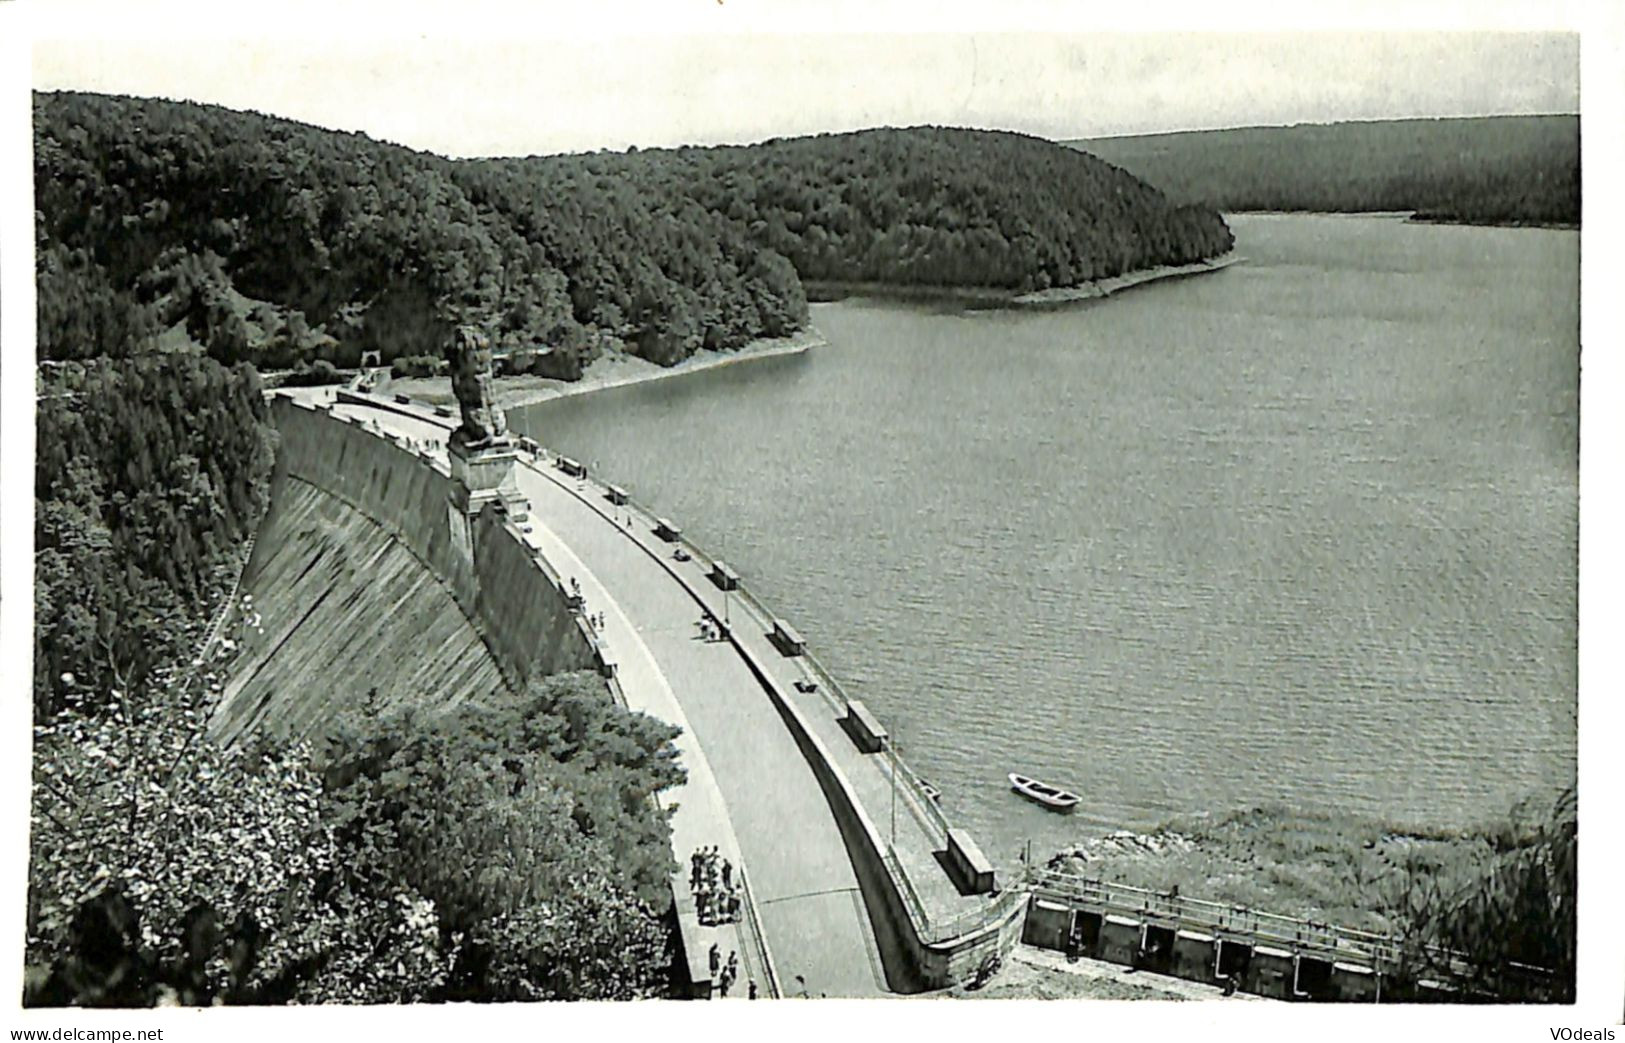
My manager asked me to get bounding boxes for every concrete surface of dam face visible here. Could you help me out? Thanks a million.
[208,396,598,746]
[209,471,506,745]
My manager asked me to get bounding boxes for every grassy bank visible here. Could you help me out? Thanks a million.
[1044,801,1558,935]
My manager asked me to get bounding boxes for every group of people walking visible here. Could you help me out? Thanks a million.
[707,943,753,998]
[690,846,742,926]
[566,577,608,632]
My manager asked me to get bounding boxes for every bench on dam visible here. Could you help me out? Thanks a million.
[945,827,996,895]
[557,456,588,478]
[709,560,740,590]
[770,618,805,656]
[653,518,682,542]
[433,405,453,418]
[590,638,618,679]
[605,484,629,506]
[841,699,888,754]
[393,393,411,404]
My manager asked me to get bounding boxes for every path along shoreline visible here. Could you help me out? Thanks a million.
[804,251,1243,309]
[374,252,1242,412]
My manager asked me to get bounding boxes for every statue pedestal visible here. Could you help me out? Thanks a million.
[448,433,519,515]
[446,435,521,569]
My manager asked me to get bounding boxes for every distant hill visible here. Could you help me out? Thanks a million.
[1067,116,1579,227]
[35,92,1234,374]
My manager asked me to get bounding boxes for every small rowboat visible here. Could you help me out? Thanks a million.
[1009,773,1080,811]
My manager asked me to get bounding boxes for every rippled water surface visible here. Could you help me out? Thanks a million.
[511,215,1578,866]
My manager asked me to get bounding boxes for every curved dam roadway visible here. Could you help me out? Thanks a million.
[302,388,1000,997]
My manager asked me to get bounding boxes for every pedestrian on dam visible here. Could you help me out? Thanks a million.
[721,859,732,888]
[729,892,741,923]
[748,980,758,1000]
[691,850,703,888]
[709,943,720,976]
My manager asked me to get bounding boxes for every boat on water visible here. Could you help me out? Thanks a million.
[1008,773,1080,811]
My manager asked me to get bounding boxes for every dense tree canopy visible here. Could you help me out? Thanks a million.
[1072,116,1579,226]
[27,671,684,1006]
[643,127,1233,289]
[34,355,275,717]
[36,92,1234,375]
[312,673,683,1001]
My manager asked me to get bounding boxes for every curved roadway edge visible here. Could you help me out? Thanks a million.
[513,448,1027,987]
[515,502,784,998]
[308,389,895,997]
[310,387,1027,993]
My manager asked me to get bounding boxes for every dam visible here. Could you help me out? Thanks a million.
[211,385,1025,997]
[202,382,1536,1003]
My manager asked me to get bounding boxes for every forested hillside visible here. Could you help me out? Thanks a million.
[1070,116,1579,226]
[30,93,1236,1004]
[34,356,275,715]
[481,127,1234,296]
[36,92,1233,375]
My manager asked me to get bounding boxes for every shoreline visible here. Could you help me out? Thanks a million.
[804,251,1243,309]
[362,252,1247,409]
[1012,252,1243,305]
[373,326,826,412]
[1228,209,1416,219]
[1230,209,1579,231]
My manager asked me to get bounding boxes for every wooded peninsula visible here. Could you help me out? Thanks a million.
[36,91,1234,381]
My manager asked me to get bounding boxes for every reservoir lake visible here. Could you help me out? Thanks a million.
[511,214,1578,868]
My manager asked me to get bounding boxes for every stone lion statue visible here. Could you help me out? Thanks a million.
[446,324,508,448]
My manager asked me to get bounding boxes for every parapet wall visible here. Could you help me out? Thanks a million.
[268,396,596,692]
[527,449,1027,991]
[744,648,1025,988]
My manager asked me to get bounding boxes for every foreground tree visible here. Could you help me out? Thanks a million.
[313,671,685,1001]
[1391,787,1576,1002]
[27,689,344,1004]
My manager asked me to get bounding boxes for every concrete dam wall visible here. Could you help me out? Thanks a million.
[209,398,597,744]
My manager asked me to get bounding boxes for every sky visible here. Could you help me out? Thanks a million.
[24,7,1584,158]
